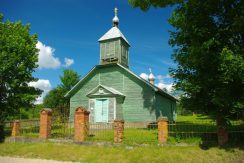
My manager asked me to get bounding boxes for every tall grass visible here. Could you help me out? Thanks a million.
[0,142,243,163]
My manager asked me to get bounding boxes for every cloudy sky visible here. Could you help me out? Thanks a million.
[0,0,176,103]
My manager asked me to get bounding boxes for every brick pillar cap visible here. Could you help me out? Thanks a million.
[13,120,20,123]
[75,106,90,114]
[157,116,168,122]
[40,108,52,115]
[114,119,124,123]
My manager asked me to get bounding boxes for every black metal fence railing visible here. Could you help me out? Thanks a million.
[3,121,12,137]
[3,119,244,145]
[227,120,244,144]
[3,119,40,138]
[51,118,74,139]
[20,119,39,137]
[168,121,217,144]
[87,123,113,142]
[123,122,158,145]
[168,120,244,144]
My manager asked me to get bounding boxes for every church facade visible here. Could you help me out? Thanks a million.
[65,8,177,123]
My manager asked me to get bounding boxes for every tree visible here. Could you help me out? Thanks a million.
[60,69,80,91]
[0,14,42,141]
[43,69,80,118]
[129,0,244,144]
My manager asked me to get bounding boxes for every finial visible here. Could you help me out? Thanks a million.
[112,7,119,27]
[149,68,152,74]
[114,7,118,17]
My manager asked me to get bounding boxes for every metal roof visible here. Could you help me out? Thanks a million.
[98,26,130,45]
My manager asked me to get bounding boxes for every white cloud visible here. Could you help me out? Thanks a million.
[63,57,74,67]
[140,73,149,80]
[36,41,61,69]
[156,74,171,80]
[156,82,174,92]
[29,79,52,104]
[140,71,174,93]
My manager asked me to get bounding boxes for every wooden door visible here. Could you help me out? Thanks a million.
[95,99,108,122]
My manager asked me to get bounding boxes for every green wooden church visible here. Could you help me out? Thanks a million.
[65,8,177,123]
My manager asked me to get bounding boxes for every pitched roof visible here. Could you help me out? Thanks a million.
[64,63,177,101]
[98,26,130,45]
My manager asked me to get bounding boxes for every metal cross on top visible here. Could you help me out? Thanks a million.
[114,7,118,17]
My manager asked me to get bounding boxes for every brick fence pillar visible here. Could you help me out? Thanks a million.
[39,108,52,139]
[113,120,124,143]
[157,117,168,144]
[74,107,90,142]
[11,120,20,137]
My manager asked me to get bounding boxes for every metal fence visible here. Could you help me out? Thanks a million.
[168,121,217,144]
[168,120,244,144]
[51,118,74,139]
[123,122,158,144]
[3,119,40,138]
[3,121,12,137]
[87,123,114,142]
[4,119,244,145]
[86,122,158,144]
[20,119,39,137]
[227,120,244,143]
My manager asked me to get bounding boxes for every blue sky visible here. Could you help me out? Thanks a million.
[0,0,176,103]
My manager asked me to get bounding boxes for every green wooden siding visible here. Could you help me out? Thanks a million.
[100,39,120,62]
[69,72,98,121]
[155,93,176,122]
[100,38,129,68]
[122,69,155,122]
[69,65,176,122]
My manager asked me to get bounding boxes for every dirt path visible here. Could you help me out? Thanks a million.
[0,156,75,163]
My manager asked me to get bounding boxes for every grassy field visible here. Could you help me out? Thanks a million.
[0,142,243,163]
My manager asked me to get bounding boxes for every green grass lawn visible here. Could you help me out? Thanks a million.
[0,142,243,163]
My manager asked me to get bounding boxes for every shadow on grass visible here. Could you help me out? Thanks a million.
[169,121,244,150]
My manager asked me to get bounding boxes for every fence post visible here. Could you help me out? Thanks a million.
[39,108,52,139]
[113,119,124,143]
[74,107,90,142]
[11,120,21,137]
[157,117,168,144]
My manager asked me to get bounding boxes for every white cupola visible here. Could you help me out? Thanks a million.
[148,68,155,85]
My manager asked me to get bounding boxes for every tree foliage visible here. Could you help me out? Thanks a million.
[0,14,42,123]
[60,69,80,91]
[129,0,181,11]
[129,1,244,122]
[43,69,80,117]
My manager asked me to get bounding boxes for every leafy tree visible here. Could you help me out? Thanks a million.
[60,69,80,91]
[43,87,66,109]
[0,14,41,141]
[43,69,80,118]
[129,0,244,143]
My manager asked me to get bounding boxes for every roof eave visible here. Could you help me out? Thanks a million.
[98,37,130,47]
[64,66,97,98]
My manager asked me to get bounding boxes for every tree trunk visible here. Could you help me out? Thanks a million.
[217,116,228,146]
[0,123,5,142]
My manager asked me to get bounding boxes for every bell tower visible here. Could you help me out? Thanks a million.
[98,8,130,68]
